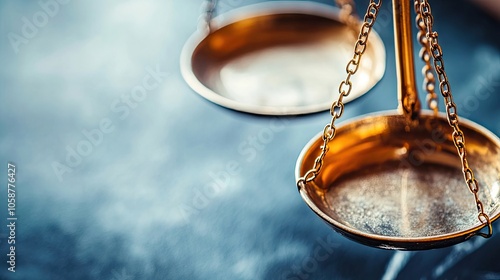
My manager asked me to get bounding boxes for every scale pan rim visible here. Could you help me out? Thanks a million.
[295,110,500,250]
[180,1,386,115]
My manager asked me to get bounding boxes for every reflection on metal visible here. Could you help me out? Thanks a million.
[180,1,386,115]
[296,111,500,250]
[295,0,500,250]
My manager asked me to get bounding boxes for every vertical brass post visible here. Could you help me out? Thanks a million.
[393,0,420,120]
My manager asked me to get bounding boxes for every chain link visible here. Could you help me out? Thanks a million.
[419,0,492,238]
[414,0,438,114]
[297,0,382,189]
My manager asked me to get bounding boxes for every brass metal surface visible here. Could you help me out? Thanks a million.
[394,0,420,120]
[295,111,500,250]
[295,0,499,250]
[180,1,386,115]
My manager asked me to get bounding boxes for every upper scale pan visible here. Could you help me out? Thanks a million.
[180,1,386,115]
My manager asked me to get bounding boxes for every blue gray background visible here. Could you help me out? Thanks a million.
[1,0,499,279]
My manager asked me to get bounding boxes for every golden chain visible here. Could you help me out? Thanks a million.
[297,0,383,188]
[414,0,438,114]
[419,0,492,237]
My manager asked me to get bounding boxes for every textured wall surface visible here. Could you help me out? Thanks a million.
[0,0,499,279]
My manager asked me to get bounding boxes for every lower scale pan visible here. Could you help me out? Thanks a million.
[180,1,385,115]
[295,111,500,250]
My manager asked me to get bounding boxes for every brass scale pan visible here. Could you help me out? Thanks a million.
[180,0,386,115]
[296,0,500,250]
[181,0,500,250]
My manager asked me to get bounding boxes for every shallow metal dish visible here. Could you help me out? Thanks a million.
[295,0,500,250]
[180,1,386,115]
[295,111,500,250]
